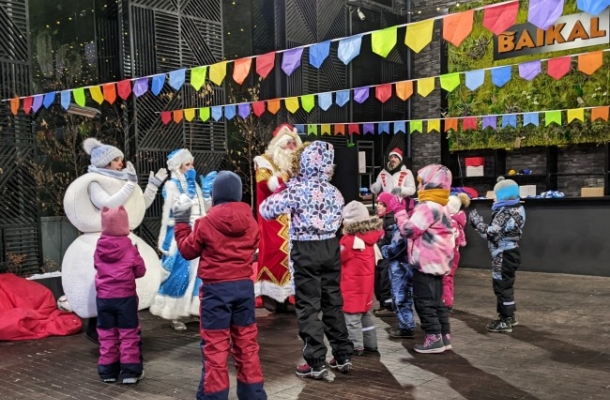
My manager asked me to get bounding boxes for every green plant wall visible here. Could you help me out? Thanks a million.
[447,0,610,150]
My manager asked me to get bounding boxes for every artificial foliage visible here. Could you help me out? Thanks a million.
[447,0,610,150]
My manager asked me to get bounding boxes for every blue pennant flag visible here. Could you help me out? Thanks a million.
[465,70,485,91]
[169,69,186,90]
[337,36,362,65]
[224,105,236,120]
[378,122,390,134]
[491,66,512,88]
[577,0,610,15]
[60,90,71,110]
[43,92,56,109]
[523,112,540,127]
[502,114,517,128]
[336,90,350,107]
[393,121,406,134]
[318,92,333,111]
[295,124,305,133]
[211,106,223,121]
[151,74,165,96]
[309,40,331,69]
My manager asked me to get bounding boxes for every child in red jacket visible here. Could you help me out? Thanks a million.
[340,201,383,355]
[173,171,266,400]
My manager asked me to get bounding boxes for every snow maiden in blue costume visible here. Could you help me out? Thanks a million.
[149,149,216,330]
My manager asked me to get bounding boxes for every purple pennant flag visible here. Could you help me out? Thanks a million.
[238,103,251,119]
[482,116,497,130]
[133,78,149,97]
[363,123,375,134]
[519,60,541,81]
[32,95,43,113]
[353,87,369,104]
[281,48,304,76]
[528,0,564,30]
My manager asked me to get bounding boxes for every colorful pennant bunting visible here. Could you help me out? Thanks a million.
[32,95,43,113]
[335,124,346,136]
[73,88,86,107]
[184,108,196,122]
[89,86,104,105]
[376,84,392,103]
[267,99,281,115]
[577,0,610,15]
[354,87,369,104]
[523,112,540,126]
[318,92,333,111]
[444,118,458,132]
[151,74,165,95]
[443,10,474,47]
[211,106,223,121]
[463,116,477,130]
[528,0,564,30]
[103,83,117,105]
[282,48,304,76]
[519,60,541,81]
[60,90,71,110]
[465,70,485,91]
[256,52,276,79]
[191,66,208,91]
[482,116,497,130]
[349,123,360,135]
[238,103,251,119]
[547,56,571,80]
[252,101,265,117]
[578,51,603,75]
[321,124,331,135]
[224,105,236,120]
[440,73,460,92]
[233,58,251,85]
[394,121,406,134]
[133,78,149,97]
[169,69,186,90]
[410,120,422,134]
[309,41,331,69]
[379,122,390,134]
[371,27,397,58]
[161,111,171,125]
[427,119,440,133]
[117,80,132,101]
[482,1,519,35]
[502,114,517,128]
[338,36,362,65]
[301,94,315,113]
[417,77,435,97]
[200,107,210,122]
[396,81,413,101]
[591,106,609,121]
[285,97,300,114]
[10,97,19,115]
[405,20,434,53]
[173,110,184,124]
[545,110,562,126]
[210,62,228,86]
[567,108,584,123]
[491,66,512,87]
[336,90,350,107]
[363,123,375,134]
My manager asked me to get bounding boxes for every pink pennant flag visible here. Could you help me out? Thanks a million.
[252,101,266,117]
[161,111,171,125]
[482,1,519,35]
[375,84,392,103]
[256,52,276,79]
[547,56,571,80]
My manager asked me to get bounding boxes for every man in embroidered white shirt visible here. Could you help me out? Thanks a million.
[370,148,416,198]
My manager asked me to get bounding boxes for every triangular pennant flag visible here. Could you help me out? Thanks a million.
[32,95,43,113]
[321,124,331,135]
[73,88,86,107]
[281,48,304,76]
[184,108,196,122]
[307,124,318,136]
[529,0,564,30]
[190,66,208,91]
[10,97,19,115]
[318,92,332,111]
[267,99,281,115]
[238,103,251,119]
[502,114,517,128]
[224,105,236,120]
[309,40,331,69]
[463,117,477,131]
[117,80,132,100]
[363,123,375,135]
[409,120,423,134]
[233,58,251,85]
[161,111,171,125]
[591,106,609,121]
[169,69,186,90]
[89,86,104,105]
[210,61,228,85]
[393,121,406,134]
[133,78,149,97]
[173,110,184,124]
[491,66,512,87]
[396,81,413,101]
[151,74,165,95]
[444,118,458,132]
[482,116,497,130]
[301,94,316,113]
[256,52,276,78]
[103,83,117,105]
[335,124,346,136]
[519,60,541,81]
[547,56,571,80]
[211,106,223,121]
[61,90,71,110]
[375,84,392,103]
[545,110,562,126]
[199,107,211,122]
[440,73,460,92]
[482,1,519,35]
[348,123,360,135]
[576,0,609,15]
[443,10,474,47]
[252,101,266,117]
[405,19,434,53]
[338,35,362,65]
[371,26,397,58]
[285,97,300,114]
[417,77,435,97]
[336,90,350,107]
[427,119,440,133]
[523,112,540,126]
[465,70,485,91]
[567,108,584,123]
[578,51,603,75]
[295,125,305,133]
[379,122,390,134]
[43,92,56,109]
[354,87,369,104]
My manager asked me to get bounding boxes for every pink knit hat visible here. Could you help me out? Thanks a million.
[377,192,395,207]
[101,206,130,236]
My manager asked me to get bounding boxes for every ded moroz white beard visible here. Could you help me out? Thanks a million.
[273,146,294,172]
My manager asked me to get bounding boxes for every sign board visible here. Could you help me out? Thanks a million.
[493,11,609,60]
[358,151,366,174]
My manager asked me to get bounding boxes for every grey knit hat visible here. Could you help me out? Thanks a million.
[343,201,370,225]
[83,138,124,168]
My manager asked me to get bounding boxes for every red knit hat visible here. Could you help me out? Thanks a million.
[101,206,130,237]
[389,148,403,161]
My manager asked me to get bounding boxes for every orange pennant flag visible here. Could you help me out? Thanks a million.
[578,51,603,76]
[334,124,346,136]
[444,118,458,132]
[173,110,184,124]
[443,10,474,47]
[267,99,281,115]
[396,80,413,101]
[591,106,609,121]
[10,97,19,115]
[103,83,117,105]
[233,58,252,85]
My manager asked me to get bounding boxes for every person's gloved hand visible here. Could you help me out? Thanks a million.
[391,186,402,196]
[387,195,405,214]
[185,168,197,182]
[172,194,193,223]
[149,168,168,187]
[469,209,483,228]
[199,171,218,198]
[124,161,138,182]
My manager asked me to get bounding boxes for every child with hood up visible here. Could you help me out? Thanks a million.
[373,192,398,316]
[469,177,525,333]
[442,193,471,310]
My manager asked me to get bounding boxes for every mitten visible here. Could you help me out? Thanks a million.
[149,168,168,187]
[172,194,193,223]
[391,186,402,196]
[370,181,382,194]
[199,171,218,198]
[469,209,483,228]
[124,161,138,182]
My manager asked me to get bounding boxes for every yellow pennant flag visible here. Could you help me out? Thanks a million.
[405,19,434,53]
[285,97,300,114]
[321,124,331,135]
[417,77,435,97]
[209,61,228,86]
[89,86,105,105]
[567,108,584,123]
[427,119,440,133]
[184,108,196,122]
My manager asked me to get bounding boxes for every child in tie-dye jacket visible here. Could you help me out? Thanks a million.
[391,164,455,354]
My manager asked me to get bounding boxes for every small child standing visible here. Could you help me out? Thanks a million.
[94,206,145,384]
[373,192,397,316]
[442,193,471,310]
[173,171,266,400]
[340,201,383,355]
[392,164,455,354]
[469,177,525,333]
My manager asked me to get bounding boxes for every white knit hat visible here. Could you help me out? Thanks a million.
[167,149,194,172]
[343,201,370,224]
[83,138,124,168]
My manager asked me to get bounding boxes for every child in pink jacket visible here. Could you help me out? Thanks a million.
[442,193,470,309]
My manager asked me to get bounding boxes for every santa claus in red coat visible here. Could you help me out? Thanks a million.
[370,147,416,198]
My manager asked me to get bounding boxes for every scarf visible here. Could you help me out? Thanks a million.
[417,189,450,206]
[492,198,520,211]
[386,162,403,175]
[88,165,130,181]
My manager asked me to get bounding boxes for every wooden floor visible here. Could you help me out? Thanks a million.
[1,268,609,400]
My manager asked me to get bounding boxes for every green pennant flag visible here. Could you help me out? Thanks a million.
[307,124,318,136]
[409,120,423,134]
[191,66,208,91]
[301,94,316,113]
[199,107,210,122]
[440,73,461,92]
[371,26,397,58]
[73,88,86,107]
[545,110,562,126]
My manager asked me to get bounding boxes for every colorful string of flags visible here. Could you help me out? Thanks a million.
[7,0,608,114]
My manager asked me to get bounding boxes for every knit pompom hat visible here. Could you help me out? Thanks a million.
[83,138,124,168]
[447,193,471,215]
[167,149,194,172]
[494,176,519,201]
[101,206,130,236]
[343,201,370,225]
[212,171,242,205]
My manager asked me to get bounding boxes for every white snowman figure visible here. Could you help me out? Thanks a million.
[61,138,168,318]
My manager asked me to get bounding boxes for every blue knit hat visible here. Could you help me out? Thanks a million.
[494,177,519,201]
[212,171,242,205]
